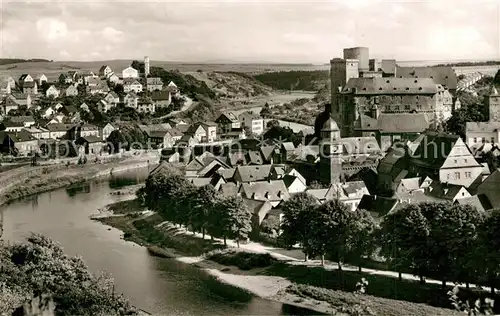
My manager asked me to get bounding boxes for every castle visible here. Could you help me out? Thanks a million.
[317,46,461,184]
[329,47,458,149]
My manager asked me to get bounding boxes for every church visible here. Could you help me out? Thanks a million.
[318,117,381,184]
[465,87,500,151]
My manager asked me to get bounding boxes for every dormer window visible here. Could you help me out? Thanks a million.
[419,87,422,90]
[406,87,410,90]
[386,80,390,83]
[414,80,418,83]
[379,87,382,90]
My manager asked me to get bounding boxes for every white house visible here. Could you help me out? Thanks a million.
[124,92,138,109]
[123,79,143,93]
[283,175,307,194]
[46,85,60,98]
[80,103,90,112]
[122,66,139,79]
[97,100,115,113]
[102,123,117,141]
[99,65,113,78]
[65,85,79,97]
[43,107,56,118]
[36,74,48,85]
[239,112,264,135]
[108,73,121,85]
[103,92,120,105]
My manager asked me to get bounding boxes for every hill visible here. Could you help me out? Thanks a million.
[253,70,329,91]
[0,58,52,66]
[187,71,272,98]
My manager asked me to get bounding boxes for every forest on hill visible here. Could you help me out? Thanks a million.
[0,58,52,65]
[253,70,329,91]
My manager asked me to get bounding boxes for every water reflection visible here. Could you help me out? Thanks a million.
[66,182,91,197]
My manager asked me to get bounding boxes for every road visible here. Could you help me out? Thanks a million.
[155,217,494,293]
[158,96,194,120]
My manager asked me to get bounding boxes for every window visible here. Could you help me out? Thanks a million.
[492,137,495,144]
[447,173,450,180]
[464,159,467,163]
[405,105,410,111]
[455,172,460,179]
[473,137,477,143]
[454,160,457,164]
[465,172,472,178]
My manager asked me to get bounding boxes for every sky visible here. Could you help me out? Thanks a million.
[0,0,499,63]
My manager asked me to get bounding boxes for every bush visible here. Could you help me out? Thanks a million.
[205,249,277,270]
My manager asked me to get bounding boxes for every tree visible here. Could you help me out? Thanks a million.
[1,234,135,315]
[187,185,219,238]
[266,119,280,128]
[418,202,482,288]
[113,84,124,95]
[445,101,488,138]
[216,195,252,247]
[107,130,126,154]
[131,60,145,74]
[279,192,318,261]
[379,203,431,283]
[260,102,271,118]
[494,69,500,86]
[477,208,500,294]
[260,216,280,236]
[346,209,377,272]
[309,199,356,269]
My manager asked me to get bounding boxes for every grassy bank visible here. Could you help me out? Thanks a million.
[0,159,154,208]
[98,200,466,316]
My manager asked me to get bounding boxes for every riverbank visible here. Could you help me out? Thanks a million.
[95,200,463,316]
[0,154,159,208]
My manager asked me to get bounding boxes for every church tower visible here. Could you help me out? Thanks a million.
[319,117,343,185]
[488,86,500,122]
[144,56,150,78]
[330,58,359,137]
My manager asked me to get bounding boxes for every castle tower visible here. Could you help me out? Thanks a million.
[144,56,150,78]
[488,86,500,122]
[330,58,359,137]
[343,47,369,72]
[319,118,343,185]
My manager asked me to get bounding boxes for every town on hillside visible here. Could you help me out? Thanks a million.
[1,46,500,221]
[3,45,500,316]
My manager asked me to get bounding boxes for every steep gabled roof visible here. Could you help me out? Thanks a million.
[9,116,35,124]
[455,194,492,213]
[396,66,458,90]
[246,150,263,165]
[357,194,399,219]
[260,145,276,161]
[234,165,273,182]
[343,77,441,95]
[378,113,429,133]
[240,180,290,202]
[477,169,500,209]
[411,132,460,168]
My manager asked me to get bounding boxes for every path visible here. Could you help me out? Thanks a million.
[157,96,194,120]
[153,217,493,293]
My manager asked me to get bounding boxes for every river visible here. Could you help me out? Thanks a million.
[0,168,321,316]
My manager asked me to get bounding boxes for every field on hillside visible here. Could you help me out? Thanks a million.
[0,60,330,82]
